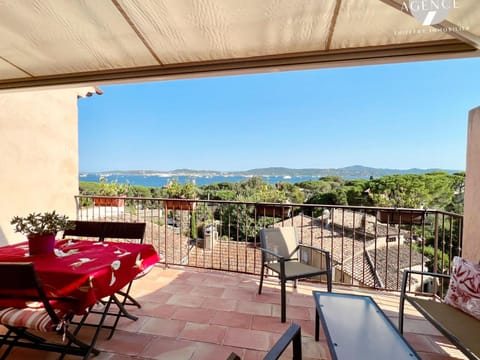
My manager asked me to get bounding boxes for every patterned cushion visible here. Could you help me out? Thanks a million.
[444,256,480,320]
[0,305,66,332]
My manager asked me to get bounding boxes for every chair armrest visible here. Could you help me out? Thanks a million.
[403,269,451,280]
[399,269,451,334]
[259,247,285,261]
[401,269,450,296]
[297,244,330,257]
[296,244,331,268]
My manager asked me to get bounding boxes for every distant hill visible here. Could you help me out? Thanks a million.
[88,165,461,179]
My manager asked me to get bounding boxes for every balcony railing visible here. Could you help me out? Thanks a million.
[75,195,463,293]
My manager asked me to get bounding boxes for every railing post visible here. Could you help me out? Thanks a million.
[433,211,439,275]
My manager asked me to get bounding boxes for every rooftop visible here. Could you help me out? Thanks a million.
[4,265,468,359]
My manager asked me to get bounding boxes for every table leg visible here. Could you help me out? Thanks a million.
[315,308,319,341]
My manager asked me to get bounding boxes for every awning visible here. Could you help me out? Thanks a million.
[0,0,478,91]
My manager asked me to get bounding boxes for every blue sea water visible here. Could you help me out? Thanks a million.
[79,173,322,188]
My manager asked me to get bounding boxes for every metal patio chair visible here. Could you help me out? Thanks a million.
[258,227,332,322]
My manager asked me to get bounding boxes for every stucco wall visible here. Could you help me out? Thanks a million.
[0,89,80,245]
[463,106,480,262]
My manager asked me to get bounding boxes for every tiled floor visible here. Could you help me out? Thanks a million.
[4,266,468,360]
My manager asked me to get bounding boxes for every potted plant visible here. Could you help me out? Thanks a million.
[376,209,426,225]
[94,176,129,207]
[10,211,74,255]
[163,179,198,211]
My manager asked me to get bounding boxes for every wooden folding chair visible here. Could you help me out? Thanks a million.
[0,262,99,359]
[91,221,146,339]
[63,220,105,241]
[101,221,147,305]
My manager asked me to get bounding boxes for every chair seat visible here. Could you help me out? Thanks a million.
[0,306,66,332]
[267,261,326,280]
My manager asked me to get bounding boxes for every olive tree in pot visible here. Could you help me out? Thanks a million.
[163,179,198,211]
[11,211,74,255]
[95,176,129,207]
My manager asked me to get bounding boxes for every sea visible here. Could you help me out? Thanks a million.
[79,173,324,188]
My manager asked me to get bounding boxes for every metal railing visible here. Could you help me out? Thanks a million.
[75,195,463,292]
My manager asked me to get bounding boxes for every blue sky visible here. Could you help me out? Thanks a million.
[79,57,480,172]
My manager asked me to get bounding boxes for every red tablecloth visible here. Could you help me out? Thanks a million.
[0,239,159,314]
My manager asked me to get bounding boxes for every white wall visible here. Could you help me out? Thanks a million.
[0,89,80,245]
[463,106,480,262]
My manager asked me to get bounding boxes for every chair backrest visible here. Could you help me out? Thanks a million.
[0,262,60,323]
[63,220,105,240]
[259,227,298,261]
[101,222,146,243]
[63,221,146,243]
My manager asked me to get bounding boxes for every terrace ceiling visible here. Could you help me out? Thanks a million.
[0,0,479,91]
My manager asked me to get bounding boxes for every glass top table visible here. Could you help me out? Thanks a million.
[313,291,419,360]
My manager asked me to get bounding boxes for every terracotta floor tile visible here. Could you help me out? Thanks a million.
[275,304,312,321]
[223,287,256,301]
[254,291,281,305]
[404,333,440,353]
[166,293,203,308]
[181,272,211,284]
[417,352,467,360]
[132,303,177,318]
[243,349,267,360]
[288,292,317,307]
[95,330,155,356]
[293,318,317,338]
[158,283,193,295]
[251,315,291,333]
[140,337,197,360]
[93,353,133,360]
[403,318,442,336]
[223,327,272,351]
[171,306,216,323]
[114,314,149,333]
[8,347,64,360]
[190,341,244,360]
[179,322,227,344]
[236,300,273,317]
[200,296,238,311]
[133,291,172,305]
[191,284,226,297]
[139,317,186,337]
[302,338,332,360]
[211,310,253,329]
[428,336,469,359]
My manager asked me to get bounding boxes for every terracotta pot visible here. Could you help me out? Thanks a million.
[376,210,425,225]
[164,199,196,211]
[256,204,292,218]
[94,196,126,207]
[28,233,56,255]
